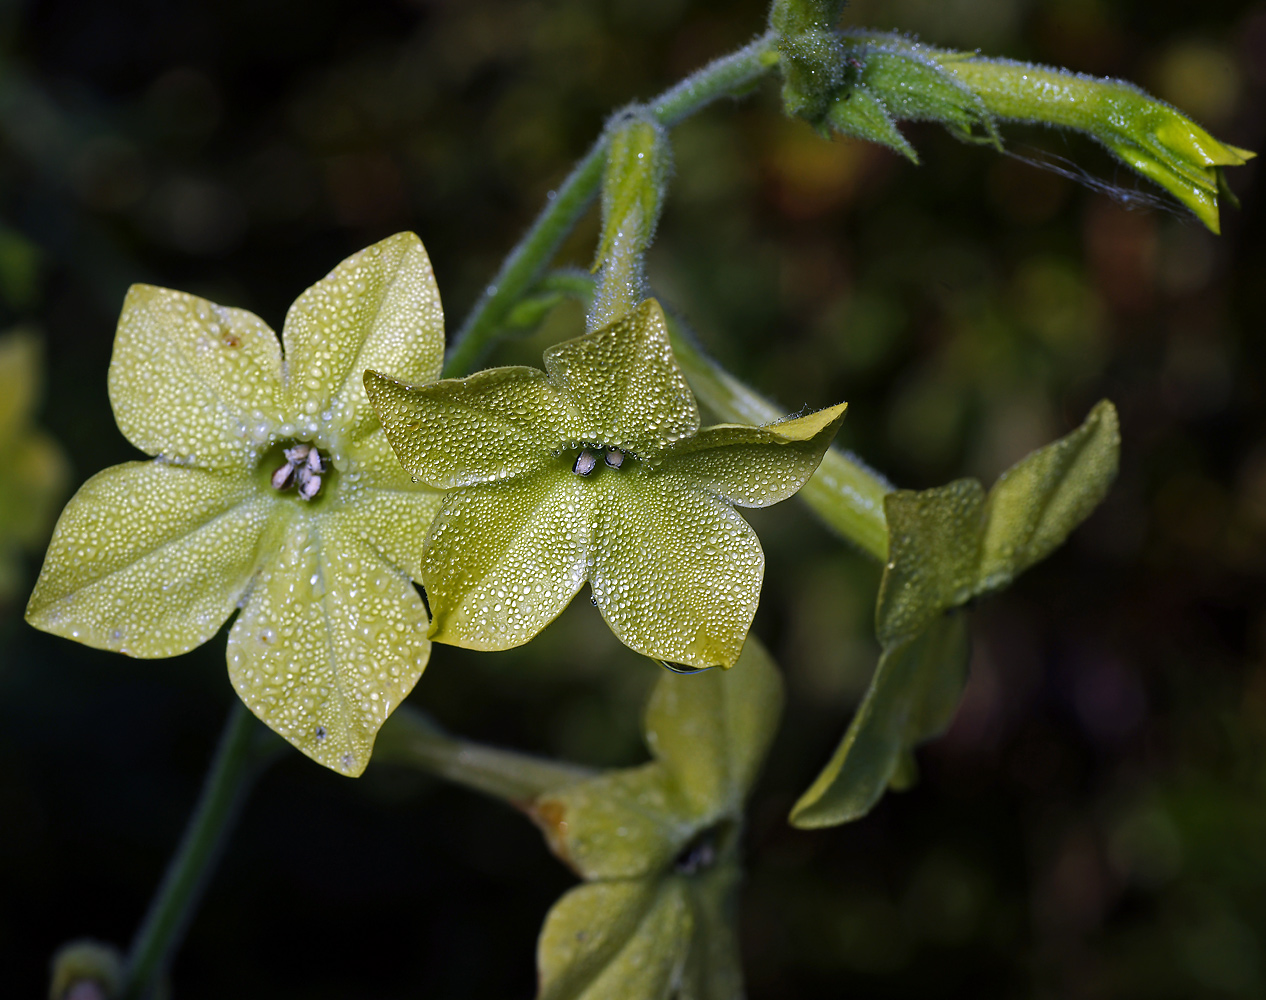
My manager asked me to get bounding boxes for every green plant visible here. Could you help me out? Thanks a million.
[19,1,1252,996]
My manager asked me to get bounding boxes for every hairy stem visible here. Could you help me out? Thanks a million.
[121,702,269,1000]
[444,31,780,376]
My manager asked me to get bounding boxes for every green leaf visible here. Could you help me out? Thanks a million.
[792,401,1120,827]
[790,612,969,828]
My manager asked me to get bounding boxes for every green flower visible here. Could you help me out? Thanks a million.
[0,330,70,601]
[530,637,784,997]
[26,233,445,775]
[366,299,846,670]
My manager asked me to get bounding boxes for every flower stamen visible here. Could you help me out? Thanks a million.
[271,443,328,500]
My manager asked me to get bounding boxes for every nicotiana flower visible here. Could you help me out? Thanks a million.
[365,298,846,671]
[26,233,445,775]
[0,331,69,602]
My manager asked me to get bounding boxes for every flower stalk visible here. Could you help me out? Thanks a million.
[121,703,272,1000]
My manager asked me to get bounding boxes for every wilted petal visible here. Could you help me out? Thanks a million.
[227,512,431,776]
[532,764,688,881]
[26,462,270,656]
[365,365,572,488]
[656,402,848,507]
[109,286,283,467]
[537,879,693,1000]
[544,299,699,456]
[282,232,445,446]
[592,473,762,670]
[423,467,591,649]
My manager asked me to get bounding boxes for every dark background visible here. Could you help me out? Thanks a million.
[2,0,1264,996]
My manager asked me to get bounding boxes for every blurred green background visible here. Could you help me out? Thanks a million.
[1,0,1263,996]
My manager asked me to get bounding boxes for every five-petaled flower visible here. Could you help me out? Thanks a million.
[26,233,445,775]
[366,299,846,671]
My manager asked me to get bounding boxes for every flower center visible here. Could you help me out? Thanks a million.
[572,446,627,476]
[269,443,329,500]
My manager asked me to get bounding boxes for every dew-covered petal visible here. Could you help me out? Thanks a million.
[282,232,444,446]
[227,513,431,776]
[423,468,591,650]
[543,299,699,456]
[537,878,692,1000]
[109,286,284,468]
[591,473,762,670]
[329,427,444,582]
[644,637,785,817]
[364,366,571,488]
[25,462,269,656]
[656,402,848,508]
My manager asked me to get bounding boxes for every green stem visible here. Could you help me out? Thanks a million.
[443,31,780,376]
[121,702,267,1000]
[374,706,595,803]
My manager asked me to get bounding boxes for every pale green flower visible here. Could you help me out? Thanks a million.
[0,330,70,601]
[366,298,846,671]
[26,233,444,775]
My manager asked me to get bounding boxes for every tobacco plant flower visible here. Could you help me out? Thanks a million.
[530,636,784,997]
[0,331,69,601]
[26,233,444,775]
[366,299,846,671]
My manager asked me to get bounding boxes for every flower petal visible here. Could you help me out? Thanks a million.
[655,402,848,507]
[591,473,763,670]
[644,636,785,817]
[532,764,688,880]
[543,299,699,456]
[227,511,431,776]
[25,462,269,656]
[109,286,283,467]
[537,879,692,1000]
[423,468,591,650]
[281,232,444,448]
[364,365,572,488]
[331,427,444,582]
